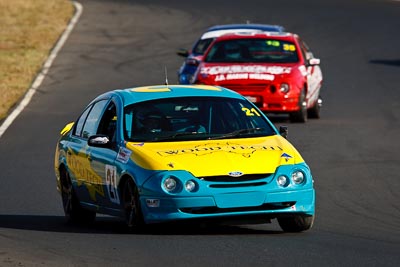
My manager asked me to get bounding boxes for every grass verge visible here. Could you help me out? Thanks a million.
[0,0,74,120]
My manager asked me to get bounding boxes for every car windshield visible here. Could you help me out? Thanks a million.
[205,38,299,63]
[124,97,276,142]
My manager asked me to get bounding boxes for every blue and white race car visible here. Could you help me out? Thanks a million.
[54,84,315,232]
[177,23,285,84]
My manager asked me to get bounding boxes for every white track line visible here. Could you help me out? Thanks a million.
[0,1,83,138]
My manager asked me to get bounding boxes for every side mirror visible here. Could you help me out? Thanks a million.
[88,135,111,148]
[308,58,320,66]
[177,48,189,57]
[279,126,288,139]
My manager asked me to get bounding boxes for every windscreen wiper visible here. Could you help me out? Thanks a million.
[209,127,265,140]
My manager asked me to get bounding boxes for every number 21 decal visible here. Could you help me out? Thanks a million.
[242,107,261,116]
[105,164,120,205]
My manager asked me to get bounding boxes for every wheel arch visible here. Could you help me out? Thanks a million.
[118,173,137,197]
[291,80,307,103]
[303,82,308,95]
[57,163,68,192]
[300,82,308,99]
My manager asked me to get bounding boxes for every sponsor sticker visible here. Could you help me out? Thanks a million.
[281,153,293,162]
[158,143,283,157]
[201,65,292,75]
[117,147,132,163]
[214,73,274,81]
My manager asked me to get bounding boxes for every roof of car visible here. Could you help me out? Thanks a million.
[200,23,285,40]
[207,24,285,33]
[212,31,297,42]
[109,85,245,105]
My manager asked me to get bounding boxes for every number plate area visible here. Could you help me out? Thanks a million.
[214,192,265,208]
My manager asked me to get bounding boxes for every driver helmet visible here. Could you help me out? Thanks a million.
[137,110,164,132]
[225,42,241,59]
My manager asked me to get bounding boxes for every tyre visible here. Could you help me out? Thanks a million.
[278,214,315,232]
[121,179,144,230]
[60,168,96,224]
[308,95,322,119]
[289,89,307,123]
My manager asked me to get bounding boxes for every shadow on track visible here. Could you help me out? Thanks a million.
[0,214,284,235]
[369,59,400,67]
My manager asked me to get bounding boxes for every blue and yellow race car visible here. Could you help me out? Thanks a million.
[54,84,315,232]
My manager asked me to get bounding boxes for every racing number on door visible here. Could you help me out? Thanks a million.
[105,165,120,205]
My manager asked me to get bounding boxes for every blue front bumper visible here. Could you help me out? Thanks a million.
[139,163,315,224]
[140,188,315,224]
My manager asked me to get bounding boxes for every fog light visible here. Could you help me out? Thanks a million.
[277,175,289,187]
[164,177,177,191]
[146,199,160,207]
[185,180,196,192]
[292,171,305,184]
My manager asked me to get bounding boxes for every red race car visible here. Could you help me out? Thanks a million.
[193,32,323,122]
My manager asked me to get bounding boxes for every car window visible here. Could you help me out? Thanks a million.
[124,97,275,142]
[74,106,91,137]
[97,101,117,142]
[80,99,108,139]
[297,37,314,60]
[205,39,299,63]
[192,38,214,55]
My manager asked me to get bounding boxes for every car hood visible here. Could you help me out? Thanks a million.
[198,62,306,84]
[126,136,304,177]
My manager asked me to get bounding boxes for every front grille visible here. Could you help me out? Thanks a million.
[180,202,296,214]
[209,182,267,188]
[199,173,271,182]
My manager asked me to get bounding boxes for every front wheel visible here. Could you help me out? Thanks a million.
[289,90,307,123]
[308,95,322,119]
[121,179,144,230]
[60,168,96,224]
[277,214,315,232]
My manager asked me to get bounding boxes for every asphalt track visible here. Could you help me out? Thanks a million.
[0,0,399,266]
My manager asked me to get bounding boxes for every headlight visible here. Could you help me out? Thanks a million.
[163,177,177,192]
[280,83,290,93]
[185,180,197,192]
[292,171,305,185]
[277,175,289,187]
